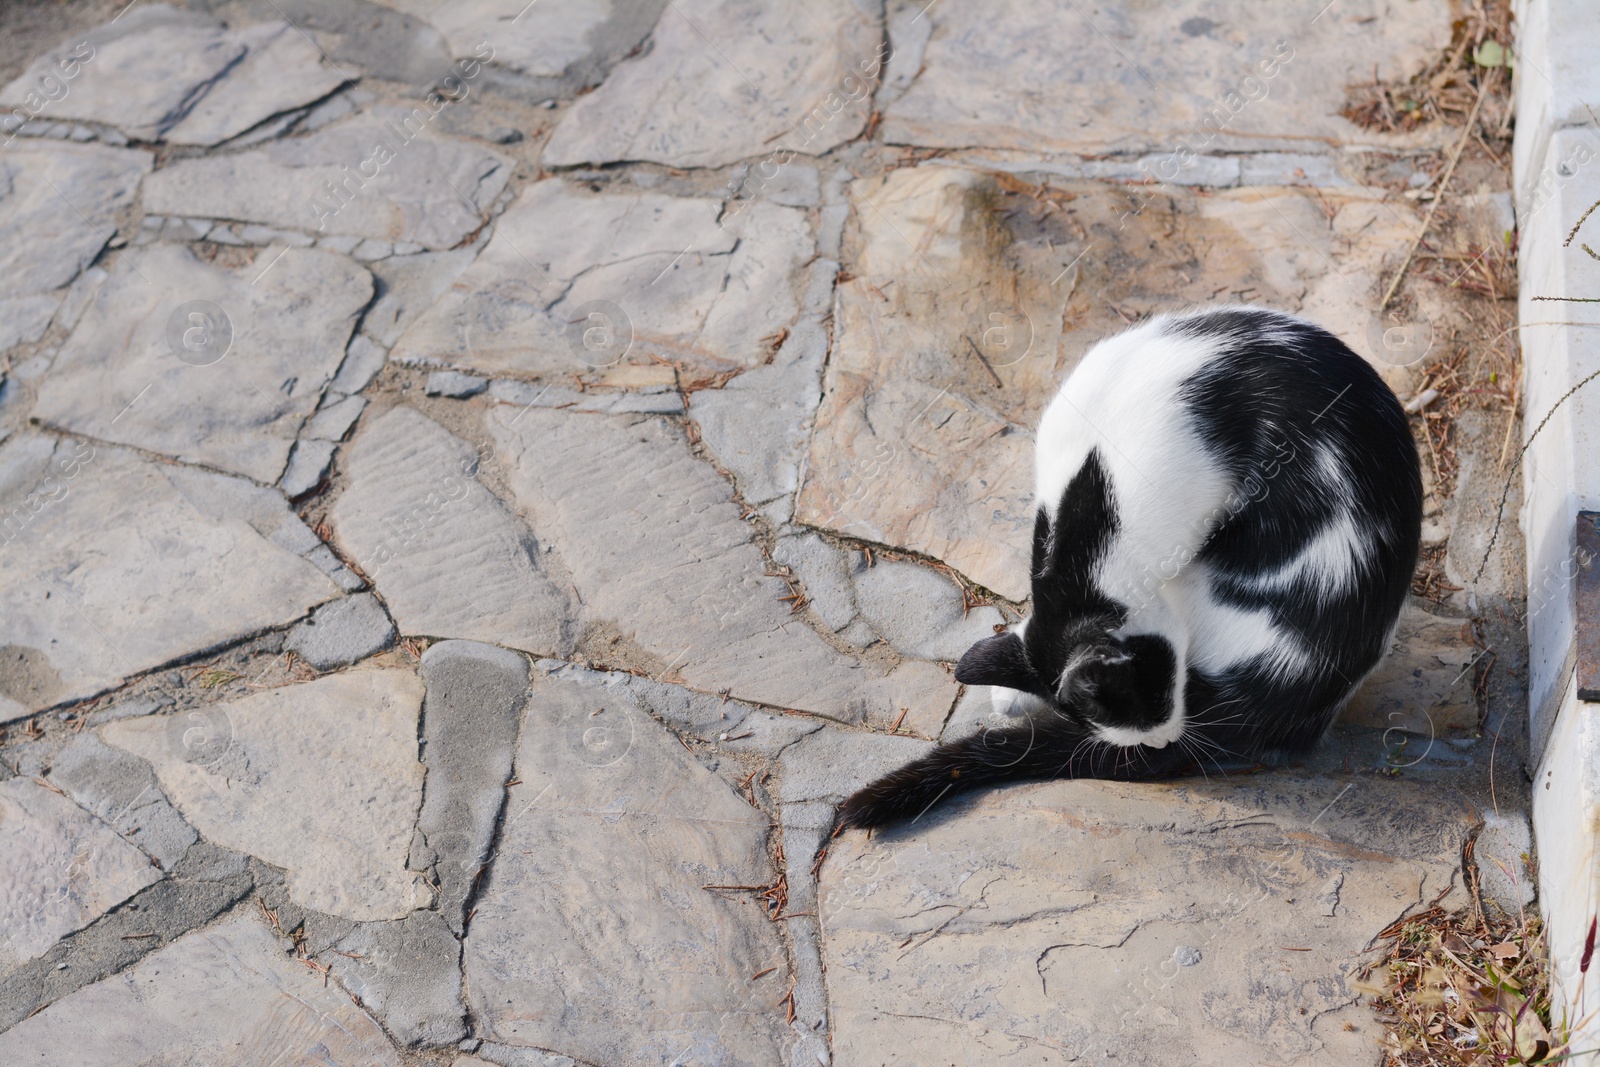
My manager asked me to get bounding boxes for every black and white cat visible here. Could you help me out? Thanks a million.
[838,306,1422,829]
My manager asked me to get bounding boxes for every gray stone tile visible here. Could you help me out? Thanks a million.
[31,244,371,483]
[143,116,511,249]
[48,733,197,871]
[0,438,339,723]
[390,180,813,386]
[413,639,527,933]
[489,407,957,733]
[285,592,396,669]
[100,670,431,921]
[329,407,576,655]
[463,672,790,1066]
[0,777,163,975]
[543,0,877,168]
[0,142,150,352]
[0,913,402,1065]
[820,775,1478,1065]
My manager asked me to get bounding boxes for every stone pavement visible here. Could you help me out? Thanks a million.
[0,2,1533,1065]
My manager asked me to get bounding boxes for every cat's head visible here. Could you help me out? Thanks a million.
[953,622,1175,738]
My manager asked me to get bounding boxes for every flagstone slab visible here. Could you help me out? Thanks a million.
[0,437,339,723]
[165,21,349,147]
[0,913,402,1066]
[101,670,432,922]
[879,0,1452,157]
[142,115,511,249]
[542,0,879,168]
[31,244,371,484]
[796,163,1421,599]
[0,141,151,351]
[820,774,1477,1066]
[488,406,957,731]
[462,672,790,1067]
[0,7,243,142]
[330,407,576,655]
[0,777,163,977]
[384,0,637,79]
[390,180,813,385]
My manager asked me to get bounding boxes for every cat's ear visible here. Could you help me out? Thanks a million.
[954,632,1035,691]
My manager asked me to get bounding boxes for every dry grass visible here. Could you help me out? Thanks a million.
[1364,865,1600,1065]
[1343,1,1515,140]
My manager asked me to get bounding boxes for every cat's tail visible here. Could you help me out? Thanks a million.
[836,716,1186,830]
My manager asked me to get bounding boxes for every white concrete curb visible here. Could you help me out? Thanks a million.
[1515,0,1600,1052]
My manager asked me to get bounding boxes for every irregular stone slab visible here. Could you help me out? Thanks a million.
[0,778,163,975]
[165,21,349,146]
[413,640,528,933]
[306,393,367,441]
[426,369,487,397]
[0,841,253,1031]
[228,0,451,87]
[360,249,479,347]
[0,438,338,723]
[281,438,335,497]
[0,913,402,1066]
[386,0,612,77]
[143,116,511,249]
[49,733,198,871]
[329,407,575,655]
[797,164,1420,598]
[0,141,151,351]
[101,670,431,921]
[488,379,684,415]
[31,244,371,483]
[1342,600,1480,738]
[329,910,466,1048]
[880,0,1451,156]
[489,407,956,730]
[852,558,1006,662]
[284,592,396,669]
[779,726,932,804]
[0,8,243,142]
[688,262,836,517]
[464,673,790,1066]
[820,775,1477,1066]
[543,0,878,168]
[333,333,389,393]
[772,531,858,632]
[390,181,813,385]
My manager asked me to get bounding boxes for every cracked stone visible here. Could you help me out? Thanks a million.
[391,181,813,387]
[0,777,163,976]
[487,379,683,415]
[285,592,397,670]
[360,249,479,348]
[47,733,197,871]
[0,437,338,723]
[31,243,371,483]
[330,407,576,655]
[0,141,150,352]
[413,639,528,933]
[851,557,1006,663]
[0,913,402,1065]
[333,333,390,393]
[163,20,348,146]
[307,393,368,441]
[543,0,877,168]
[281,438,336,497]
[797,164,1425,599]
[820,775,1478,1065]
[0,7,244,142]
[386,0,620,78]
[879,0,1450,156]
[462,672,790,1066]
[489,406,956,731]
[329,909,467,1048]
[143,114,511,249]
[100,669,431,922]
